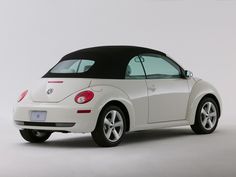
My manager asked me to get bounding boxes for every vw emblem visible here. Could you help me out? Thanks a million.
[47,88,54,95]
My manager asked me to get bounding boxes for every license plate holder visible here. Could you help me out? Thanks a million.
[30,111,47,122]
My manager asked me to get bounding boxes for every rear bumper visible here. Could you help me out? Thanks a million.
[13,102,99,133]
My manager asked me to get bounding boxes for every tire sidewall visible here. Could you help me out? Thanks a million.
[93,105,126,147]
[195,97,220,134]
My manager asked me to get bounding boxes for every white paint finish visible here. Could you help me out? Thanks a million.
[146,78,190,123]
[14,75,221,134]
[30,78,91,103]
[90,79,148,127]
[186,79,222,125]
[133,120,190,131]
[13,94,100,133]
[187,77,197,90]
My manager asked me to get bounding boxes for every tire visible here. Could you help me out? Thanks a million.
[20,129,51,143]
[92,105,126,147]
[191,97,219,134]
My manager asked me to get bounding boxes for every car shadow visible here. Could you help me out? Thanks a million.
[18,127,196,149]
[122,128,195,145]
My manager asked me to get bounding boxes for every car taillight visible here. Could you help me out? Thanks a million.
[18,90,28,102]
[74,90,94,104]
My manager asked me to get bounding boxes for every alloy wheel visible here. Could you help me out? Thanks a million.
[103,110,124,142]
[200,102,217,130]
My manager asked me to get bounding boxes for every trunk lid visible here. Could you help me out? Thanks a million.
[30,78,91,103]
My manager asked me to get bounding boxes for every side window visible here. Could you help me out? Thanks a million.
[77,60,95,73]
[141,55,181,79]
[50,59,95,73]
[125,56,146,79]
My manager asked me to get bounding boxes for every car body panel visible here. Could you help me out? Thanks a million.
[14,76,221,133]
[14,86,99,133]
[30,78,91,103]
[186,79,222,125]
[146,78,190,123]
[90,79,148,131]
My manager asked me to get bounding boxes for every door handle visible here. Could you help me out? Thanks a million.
[148,85,156,91]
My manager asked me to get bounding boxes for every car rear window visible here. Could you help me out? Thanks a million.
[50,59,95,74]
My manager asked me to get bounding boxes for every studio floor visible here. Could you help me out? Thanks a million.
[0,117,235,177]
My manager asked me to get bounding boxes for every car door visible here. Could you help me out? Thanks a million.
[124,56,149,127]
[140,54,190,123]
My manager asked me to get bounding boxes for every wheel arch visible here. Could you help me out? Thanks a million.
[99,100,130,132]
[200,94,221,117]
[186,79,222,125]
[90,84,136,132]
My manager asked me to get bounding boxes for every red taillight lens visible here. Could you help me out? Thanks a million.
[18,90,28,102]
[74,90,94,104]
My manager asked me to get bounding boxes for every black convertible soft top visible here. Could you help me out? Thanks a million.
[43,46,166,79]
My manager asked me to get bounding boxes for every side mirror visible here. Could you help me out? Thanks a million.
[185,70,193,78]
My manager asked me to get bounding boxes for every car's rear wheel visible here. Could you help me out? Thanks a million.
[20,129,51,143]
[92,105,126,147]
[191,97,219,134]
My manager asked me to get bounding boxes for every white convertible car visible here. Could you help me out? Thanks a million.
[14,46,222,147]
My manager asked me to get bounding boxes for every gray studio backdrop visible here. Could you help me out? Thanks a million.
[0,0,235,123]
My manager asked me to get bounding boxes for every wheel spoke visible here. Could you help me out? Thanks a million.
[112,129,120,140]
[111,110,117,123]
[104,118,112,126]
[105,128,112,139]
[114,121,123,127]
[207,102,212,114]
[201,108,208,116]
[207,119,213,128]
[202,117,208,127]
[209,112,216,117]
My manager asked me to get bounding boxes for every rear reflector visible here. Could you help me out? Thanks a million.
[48,81,64,83]
[77,110,91,113]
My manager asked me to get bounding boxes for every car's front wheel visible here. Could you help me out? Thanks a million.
[191,97,219,134]
[20,129,52,143]
[92,105,126,147]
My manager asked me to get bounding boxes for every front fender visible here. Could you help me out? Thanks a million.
[186,79,222,124]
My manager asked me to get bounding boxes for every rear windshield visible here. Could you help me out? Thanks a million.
[43,57,128,79]
[50,59,95,74]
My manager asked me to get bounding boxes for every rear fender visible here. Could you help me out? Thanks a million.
[90,85,136,131]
